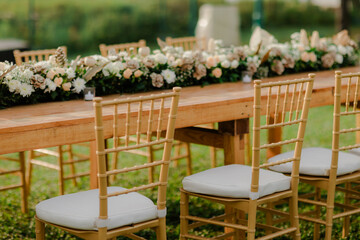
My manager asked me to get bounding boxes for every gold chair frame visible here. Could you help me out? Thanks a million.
[35,87,181,240]
[180,74,315,239]
[165,36,207,51]
[13,46,67,65]
[293,71,360,239]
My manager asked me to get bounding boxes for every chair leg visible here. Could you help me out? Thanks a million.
[185,143,192,175]
[180,191,189,240]
[26,151,34,196]
[247,200,257,240]
[19,152,28,213]
[289,195,301,240]
[210,146,217,168]
[325,185,336,240]
[265,202,274,235]
[156,217,167,240]
[342,182,351,238]
[58,146,65,195]
[313,187,321,240]
[35,218,45,240]
[66,145,78,187]
[173,142,181,168]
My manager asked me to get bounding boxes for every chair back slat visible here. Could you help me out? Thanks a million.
[93,87,181,220]
[13,47,67,65]
[251,75,314,195]
[99,40,146,56]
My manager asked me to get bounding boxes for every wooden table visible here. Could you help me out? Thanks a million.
[1,66,359,188]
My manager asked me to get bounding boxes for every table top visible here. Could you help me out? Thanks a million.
[0,66,359,154]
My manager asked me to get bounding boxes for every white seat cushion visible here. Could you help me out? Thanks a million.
[182,164,291,199]
[348,147,360,156]
[36,187,158,230]
[268,147,360,176]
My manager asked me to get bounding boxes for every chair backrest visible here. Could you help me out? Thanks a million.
[99,40,146,57]
[13,46,67,65]
[93,87,181,221]
[165,36,207,51]
[331,71,360,178]
[251,75,315,197]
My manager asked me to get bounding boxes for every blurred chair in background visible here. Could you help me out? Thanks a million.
[0,152,27,213]
[13,47,90,195]
[99,40,146,56]
[165,36,207,51]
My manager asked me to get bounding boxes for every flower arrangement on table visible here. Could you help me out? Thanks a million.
[0,28,358,108]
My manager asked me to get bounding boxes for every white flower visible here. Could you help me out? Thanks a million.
[22,69,34,80]
[118,51,128,58]
[218,54,226,62]
[19,83,34,97]
[66,68,76,79]
[230,60,239,69]
[72,77,86,93]
[8,80,21,92]
[154,53,168,65]
[45,78,57,92]
[221,60,230,68]
[328,45,337,53]
[161,69,176,84]
[34,61,51,71]
[337,45,347,55]
[335,54,344,64]
[183,51,193,59]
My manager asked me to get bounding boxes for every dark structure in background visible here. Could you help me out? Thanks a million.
[0,39,28,63]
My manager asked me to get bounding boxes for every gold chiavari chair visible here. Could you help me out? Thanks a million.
[268,71,360,239]
[13,46,67,65]
[0,152,27,213]
[34,87,181,240]
[180,75,315,239]
[165,36,207,51]
[100,40,192,179]
[13,47,90,195]
[99,40,146,56]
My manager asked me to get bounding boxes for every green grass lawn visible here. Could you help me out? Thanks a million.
[1,105,360,239]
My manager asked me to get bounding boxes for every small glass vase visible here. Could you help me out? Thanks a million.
[242,71,253,83]
[84,87,96,101]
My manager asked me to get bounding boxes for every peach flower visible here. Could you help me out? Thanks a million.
[46,69,56,79]
[134,70,143,78]
[123,68,132,79]
[62,82,71,91]
[300,52,310,62]
[206,56,217,69]
[309,52,317,62]
[54,77,63,86]
[212,68,222,78]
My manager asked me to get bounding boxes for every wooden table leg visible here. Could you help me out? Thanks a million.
[90,140,98,189]
[219,119,248,165]
[219,119,248,239]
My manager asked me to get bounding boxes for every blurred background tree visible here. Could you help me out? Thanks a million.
[0,0,359,58]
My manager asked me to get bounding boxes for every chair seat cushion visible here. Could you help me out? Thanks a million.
[182,164,290,198]
[36,187,158,230]
[268,147,360,176]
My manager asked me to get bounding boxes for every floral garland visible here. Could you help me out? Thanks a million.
[0,29,358,108]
